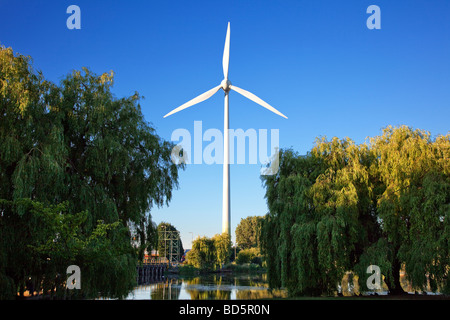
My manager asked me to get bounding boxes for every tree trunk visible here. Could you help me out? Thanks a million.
[387,257,405,295]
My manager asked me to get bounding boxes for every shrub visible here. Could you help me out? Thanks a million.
[236,247,262,266]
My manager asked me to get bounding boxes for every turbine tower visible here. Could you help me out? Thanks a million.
[164,22,287,235]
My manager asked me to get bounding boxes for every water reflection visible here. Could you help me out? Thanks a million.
[127,273,287,300]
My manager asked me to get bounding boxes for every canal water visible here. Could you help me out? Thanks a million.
[126,273,287,300]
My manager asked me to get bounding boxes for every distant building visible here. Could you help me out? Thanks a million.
[142,249,168,264]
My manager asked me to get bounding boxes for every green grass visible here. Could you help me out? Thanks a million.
[225,262,266,273]
[174,262,266,275]
[175,265,199,275]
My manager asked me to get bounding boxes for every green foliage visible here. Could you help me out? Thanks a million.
[213,233,231,267]
[187,236,216,270]
[177,265,198,276]
[370,126,450,293]
[228,263,264,273]
[353,238,394,291]
[0,45,183,299]
[186,234,231,271]
[0,199,133,299]
[261,127,449,296]
[236,247,262,265]
[235,216,263,249]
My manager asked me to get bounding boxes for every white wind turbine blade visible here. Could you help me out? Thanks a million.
[164,85,222,118]
[229,85,288,119]
[222,22,230,79]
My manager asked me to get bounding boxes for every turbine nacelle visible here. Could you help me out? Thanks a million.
[221,79,232,92]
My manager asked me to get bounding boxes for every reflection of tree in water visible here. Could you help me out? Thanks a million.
[234,275,265,287]
[147,273,288,300]
[183,274,287,300]
[184,276,232,300]
[234,274,287,299]
[236,288,287,299]
[186,288,232,300]
[150,278,182,300]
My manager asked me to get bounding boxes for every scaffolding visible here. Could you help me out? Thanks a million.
[158,227,181,266]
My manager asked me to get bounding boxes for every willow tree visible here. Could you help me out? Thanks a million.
[261,138,379,296]
[357,126,450,294]
[261,126,449,296]
[186,234,231,270]
[187,236,216,270]
[0,46,182,299]
[235,216,263,250]
[213,233,231,267]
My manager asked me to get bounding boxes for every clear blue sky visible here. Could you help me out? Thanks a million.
[1,0,449,249]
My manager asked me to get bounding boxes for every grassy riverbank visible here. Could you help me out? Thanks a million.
[170,263,265,276]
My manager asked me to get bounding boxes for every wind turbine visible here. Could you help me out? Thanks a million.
[164,22,288,235]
